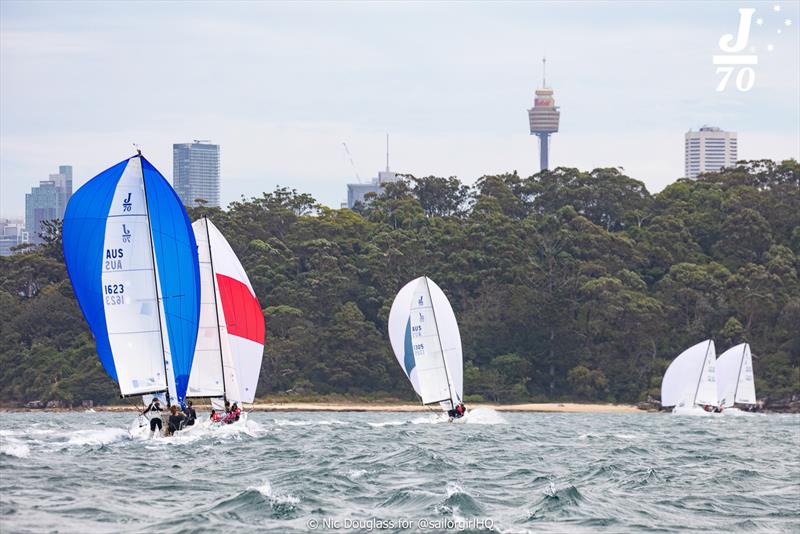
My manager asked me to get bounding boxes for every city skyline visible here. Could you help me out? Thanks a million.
[1,1,799,218]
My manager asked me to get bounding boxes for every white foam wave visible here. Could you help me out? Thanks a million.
[446,482,465,498]
[67,428,128,446]
[367,421,405,427]
[347,469,367,480]
[251,481,300,505]
[1,439,31,458]
[462,407,506,425]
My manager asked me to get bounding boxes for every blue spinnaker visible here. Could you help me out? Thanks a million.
[63,155,200,403]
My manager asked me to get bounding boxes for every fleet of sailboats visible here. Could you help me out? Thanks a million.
[661,339,758,416]
[62,151,763,434]
[63,154,265,437]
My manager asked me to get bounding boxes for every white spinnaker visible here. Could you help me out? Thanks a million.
[717,343,746,408]
[661,340,716,407]
[208,219,261,404]
[388,279,421,396]
[409,277,459,406]
[102,157,170,397]
[187,218,226,398]
[736,344,756,404]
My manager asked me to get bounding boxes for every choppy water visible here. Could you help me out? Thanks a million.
[1,409,798,533]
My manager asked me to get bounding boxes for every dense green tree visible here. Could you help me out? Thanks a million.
[0,159,797,406]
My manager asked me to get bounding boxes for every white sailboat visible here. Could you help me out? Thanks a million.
[661,339,719,415]
[186,217,265,424]
[717,343,757,414]
[388,276,465,420]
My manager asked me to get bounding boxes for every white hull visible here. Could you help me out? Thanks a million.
[671,405,720,416]
[128,412,249,439]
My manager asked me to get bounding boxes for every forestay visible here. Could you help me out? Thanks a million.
[63,155,200,404]
[186,218,264,404]
[660,339,717,408]
[388,276,463,408]
[716,343,756,407]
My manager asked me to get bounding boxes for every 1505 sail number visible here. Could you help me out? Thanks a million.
[104,283,125,305]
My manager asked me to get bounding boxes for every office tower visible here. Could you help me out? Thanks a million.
[684,126,738,179]
[24,166,72,243]
[173,141,221,207]
[528,57,561,172]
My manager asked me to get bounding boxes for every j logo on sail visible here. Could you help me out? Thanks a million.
[122,192,132,212]
[418,296,424,306]
[713,8,758,92]
[122,224,131,243]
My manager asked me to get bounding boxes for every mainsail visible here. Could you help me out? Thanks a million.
[186,217,265,404]
[63,154,200,405]
[660,339,717,408]
[388,276,463,408]
[716,343,756,408]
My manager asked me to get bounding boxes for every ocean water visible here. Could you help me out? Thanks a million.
[1,409,798,533]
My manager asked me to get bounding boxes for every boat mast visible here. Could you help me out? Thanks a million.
[691,340,712,407]
[732,344,748,405]
[204,216,228,402]
[139,154,172,407]
[423,276,456,410]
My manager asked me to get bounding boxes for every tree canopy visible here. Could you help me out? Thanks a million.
[1,160,798,406]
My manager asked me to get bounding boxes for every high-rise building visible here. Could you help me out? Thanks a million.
[528,57,560,172]
[684,126,738,179]
[345,135,401,208]
[0,219,29,256]
[24,165,72,243]
[173,141,221,207]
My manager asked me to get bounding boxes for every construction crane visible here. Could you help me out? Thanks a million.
[342,142,362,183]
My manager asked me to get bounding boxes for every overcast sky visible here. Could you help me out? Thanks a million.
[1,1,798,218]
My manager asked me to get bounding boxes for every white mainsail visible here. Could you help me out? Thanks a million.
[661,339,717,408]
[717,343,756,407]
[102,158,177,400]
[389,276,463,408]
[187,218,265,404]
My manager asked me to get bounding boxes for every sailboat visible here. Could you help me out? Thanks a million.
[388,276,465,420]
[716,343,757,414]
[62,153,201,434]
[660,339,719,415]
[186,217,265,422]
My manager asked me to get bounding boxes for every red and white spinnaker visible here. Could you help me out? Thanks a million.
[187,217,265,404]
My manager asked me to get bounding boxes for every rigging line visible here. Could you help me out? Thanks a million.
[205,216,229,403]
[139,154,172,408]
[423,276,456,411]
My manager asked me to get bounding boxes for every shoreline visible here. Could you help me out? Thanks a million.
[0,402,642,414]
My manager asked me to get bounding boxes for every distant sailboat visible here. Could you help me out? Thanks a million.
[388,276,464,418]
[186,217,265,414]
[62,154,201,412]
[660,340,718,415]
[716,343,756,413]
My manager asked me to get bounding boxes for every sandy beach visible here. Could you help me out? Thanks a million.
[2,401,641,413]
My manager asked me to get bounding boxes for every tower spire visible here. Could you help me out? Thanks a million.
[385,132,390,172]
[542,56,547,88]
